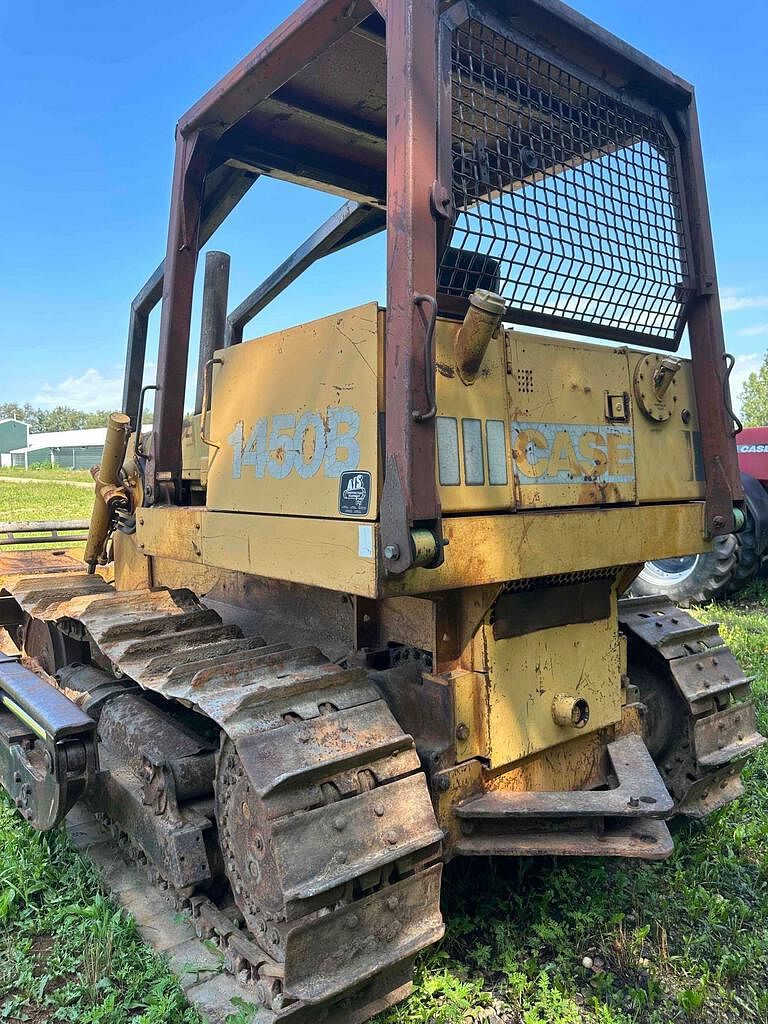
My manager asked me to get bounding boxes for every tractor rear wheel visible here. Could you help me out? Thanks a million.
[628,516,760,606]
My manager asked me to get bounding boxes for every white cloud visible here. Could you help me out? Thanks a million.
[35,364,156,411]
[736,323,768,338]
[720,291,768,313]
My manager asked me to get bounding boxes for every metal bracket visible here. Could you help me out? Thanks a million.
[429,180,453,222]
[135,384,159,458]
[200,358,224,449]
[455,734,673,821]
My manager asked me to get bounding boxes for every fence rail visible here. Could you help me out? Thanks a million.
[0,520,90,547]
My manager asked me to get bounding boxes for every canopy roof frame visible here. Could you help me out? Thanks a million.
[141,0,741,564]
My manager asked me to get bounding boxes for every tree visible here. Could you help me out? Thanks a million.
[0,403,152,432]
[740,353,768,427]
[0,402,41,430]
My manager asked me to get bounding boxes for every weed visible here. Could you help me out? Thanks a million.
[0,802,200,1023]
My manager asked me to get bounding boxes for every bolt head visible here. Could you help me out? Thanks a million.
[383,544,400,561]
[247,858,261,880]
[456,723,470,742]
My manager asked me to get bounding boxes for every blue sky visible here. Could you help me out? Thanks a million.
[1,0,766,412]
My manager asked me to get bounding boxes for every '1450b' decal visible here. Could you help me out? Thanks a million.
[228,407,361,480]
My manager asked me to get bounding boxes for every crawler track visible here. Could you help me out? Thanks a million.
[619,596,765,817]
[4,567,763,1020]
[4,570,445,1022]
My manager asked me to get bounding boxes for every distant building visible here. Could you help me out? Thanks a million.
[9,426,107,471]
[0,418,30,467]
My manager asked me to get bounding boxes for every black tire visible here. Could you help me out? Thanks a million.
[729,513,762,589]
[628,520,760,606]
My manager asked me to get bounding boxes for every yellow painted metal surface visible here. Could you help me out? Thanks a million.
[452,669,490,761]
[181,413,208,482]
[192,306,706,530]
[128,500,708,598]
[434,322,512,512]
[124,312,714,599]
[136,507,203,564]
[476,590,623,768]
[206,304,381,520]
[113,531,151,591]
[432,324,702,513]
[485,703,645,794]
[506,333,636,508]
[432,703,645,852]
[201,510,378,597]
[391,501,710,596]
[628,350,705,502]
[151,556,223,595]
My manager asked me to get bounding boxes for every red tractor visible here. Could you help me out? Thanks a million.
[632,426,768,604]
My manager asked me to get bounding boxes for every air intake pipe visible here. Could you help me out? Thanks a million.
[454,289,506,384]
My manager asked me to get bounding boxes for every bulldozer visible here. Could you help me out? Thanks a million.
[1,0,764,1020]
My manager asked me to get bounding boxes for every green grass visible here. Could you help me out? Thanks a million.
[2,587,768,1024]
[0,806,201,1023]
[0,480,94,522]
[0,467,93,483]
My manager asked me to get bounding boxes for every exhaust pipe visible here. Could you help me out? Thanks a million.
[195,251,231,416]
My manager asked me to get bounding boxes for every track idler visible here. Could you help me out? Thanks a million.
[0,653,97,829]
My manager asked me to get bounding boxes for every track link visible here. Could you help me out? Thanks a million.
[3,571,445,1022]
[619,596,765,816]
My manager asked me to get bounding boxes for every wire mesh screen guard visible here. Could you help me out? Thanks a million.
[438,17,693,346]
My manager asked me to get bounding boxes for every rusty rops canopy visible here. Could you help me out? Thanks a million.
[146,0,742,561]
